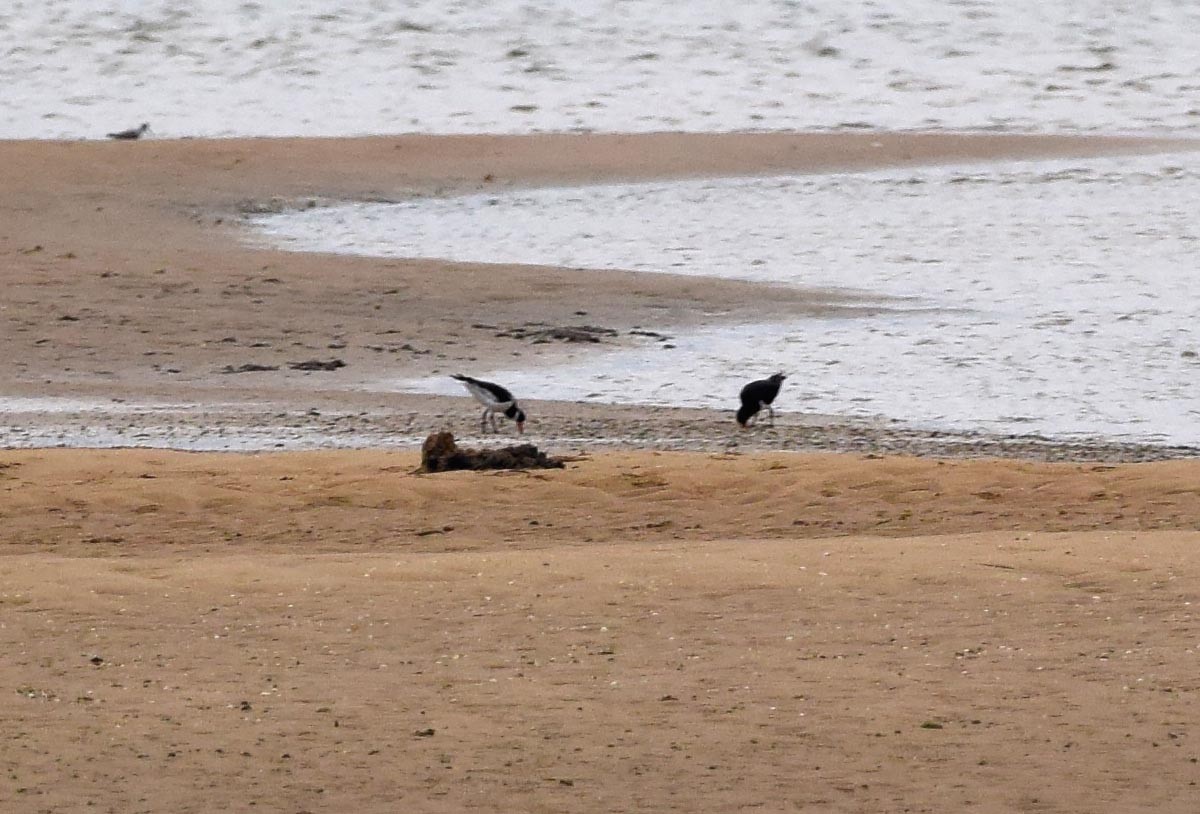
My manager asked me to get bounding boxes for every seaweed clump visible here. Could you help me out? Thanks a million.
[419,432,564,473]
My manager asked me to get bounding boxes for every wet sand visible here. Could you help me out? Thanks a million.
[3,131,1199,454]
[4,132,1200,812]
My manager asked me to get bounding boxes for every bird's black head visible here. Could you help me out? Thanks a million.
[506,404,527,434]
[770,373,787,384]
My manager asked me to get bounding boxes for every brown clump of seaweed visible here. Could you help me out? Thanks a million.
[418,432,565,473]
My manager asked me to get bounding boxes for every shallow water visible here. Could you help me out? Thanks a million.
[5,0,1200,138]
[252,153,1200,445]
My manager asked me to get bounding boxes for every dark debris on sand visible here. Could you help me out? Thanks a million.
[220,363,280,374]
[419,431,565,473]
[482,322,619,344]
[289,358,347,371]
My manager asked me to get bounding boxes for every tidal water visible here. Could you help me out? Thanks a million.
[252,153,1200,445]
[4,0,1200,138]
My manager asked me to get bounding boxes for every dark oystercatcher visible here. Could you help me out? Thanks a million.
[452,374,526,434]
[736,373,786,427]
[106,122,150,140]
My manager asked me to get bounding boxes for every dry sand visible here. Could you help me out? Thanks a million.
[4,132,1200,812]
[4,449,1200,813]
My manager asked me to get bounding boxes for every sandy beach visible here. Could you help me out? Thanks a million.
[4,132,1200,812]
[4,449,1200,812]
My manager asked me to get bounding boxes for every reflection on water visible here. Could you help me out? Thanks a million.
[251,153,1200,445]
[5,0,1200,138]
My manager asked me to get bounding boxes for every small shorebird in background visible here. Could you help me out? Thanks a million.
[736,373,786,427]
[106,122,150,140]
[452,374,527,434]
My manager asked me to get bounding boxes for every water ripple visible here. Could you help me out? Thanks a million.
[5,0,1200,138]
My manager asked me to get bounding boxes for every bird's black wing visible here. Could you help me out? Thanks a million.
[739,379,769,405]
[481,380,514,402]
[453,374,513,403]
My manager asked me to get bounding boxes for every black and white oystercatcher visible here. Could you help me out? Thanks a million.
[106,122,150,140]
[736,373,786,427]
[452,374,527,434]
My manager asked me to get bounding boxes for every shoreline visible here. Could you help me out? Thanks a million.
[2,391,1196,462]
[3,131,1199,455]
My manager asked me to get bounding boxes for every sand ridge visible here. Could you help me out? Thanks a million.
[3,449,1200,554]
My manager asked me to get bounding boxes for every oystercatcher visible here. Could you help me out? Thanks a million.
[737,373,786,427]
[452,374,526,434]
[106,122,150,140]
